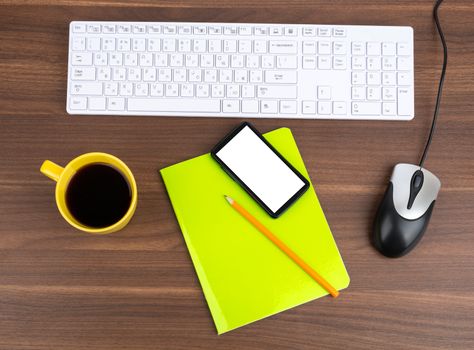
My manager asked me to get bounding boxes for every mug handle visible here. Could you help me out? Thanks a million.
[40,160,64,182]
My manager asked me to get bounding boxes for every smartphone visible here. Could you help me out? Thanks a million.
[211,122,309,218]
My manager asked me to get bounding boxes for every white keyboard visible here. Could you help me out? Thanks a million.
[67,21,414,120]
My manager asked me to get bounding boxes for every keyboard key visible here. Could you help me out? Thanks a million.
[264,70,297,84]
[352,86,366,100]
[303,57,317,69]
[180,83,194,97]
[108,97,125,110]
[318,28,330,37]
[302,101,316,114]
[333,101,346,115]
[367,71,381,85]
[261,100,278,113]
[382,72,396,86]
[242,100,259,113]
[382,42,396,56]
[129,98,221,112]
[397,72,412,85]
[367,86,381,100]
[72,23,86,33]
[318,56,331,69]
[303,41,317,54]
[132,38,146,51]
[318,101,331,114]
[352,42,365,55]
[352,56,366,70]
[71,82,102,95]
[383,87,396,101]
[333,28,346,37]
[397,57,411,71]
[352,102,381,115]
[318,41,331,55]
[69,97,87,110]
[151,83,164,96]
[223,100,239,113]
[269,41,297,54]
[89,97,106,110]
[72,37,86,51]
[382,57,396,70]
[383,102,396,116]
[367,57,381,70]
[367,42,381,56]
[397,87,413,116]
[333,42,346,55]
[280,100,297,114]
[72,52,92,65]
[397,42,410,56]
[352,72,366,85]
[333,56,346,70]
[318,86,331,100]
[101,26,114,35]
[277,56,297,69]
[71,67,95,80]
[257,85,297,99]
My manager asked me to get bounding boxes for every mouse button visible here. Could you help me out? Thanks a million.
[407,170,424,209]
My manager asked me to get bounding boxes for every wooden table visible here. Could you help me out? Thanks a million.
[1,1,473,349]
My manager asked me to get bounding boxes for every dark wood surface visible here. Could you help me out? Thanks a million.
[1,1,473,349]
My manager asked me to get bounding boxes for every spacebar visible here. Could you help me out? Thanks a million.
[128,98,221,112]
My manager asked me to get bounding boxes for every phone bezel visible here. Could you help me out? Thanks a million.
[211,122,310,218]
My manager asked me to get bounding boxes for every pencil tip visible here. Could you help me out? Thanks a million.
[224,195,234,204]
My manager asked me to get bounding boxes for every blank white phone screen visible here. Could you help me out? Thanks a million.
[216,126,306,213]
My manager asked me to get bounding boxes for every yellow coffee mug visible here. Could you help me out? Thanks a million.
[40,152,137,234]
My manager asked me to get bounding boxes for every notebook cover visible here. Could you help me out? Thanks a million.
[160,127,350,334]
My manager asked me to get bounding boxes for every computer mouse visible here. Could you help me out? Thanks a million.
[373,163,441,258]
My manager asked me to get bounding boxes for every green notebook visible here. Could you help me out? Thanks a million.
[160,127,350,334]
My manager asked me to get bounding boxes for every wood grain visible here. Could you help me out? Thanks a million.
[0,1,473,349]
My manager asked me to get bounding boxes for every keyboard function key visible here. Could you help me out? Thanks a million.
[132,24,146,34]
[72,23,86,33]
[118,24,131,34]
[333,28,346,37]
[148,25,161,34]
[87,24,101,34]
[102,24,116,34]
[163,25,177,34]
[239,26,252,35]
[284,27,297,36]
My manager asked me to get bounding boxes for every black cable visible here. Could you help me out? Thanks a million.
[419,0,448,168]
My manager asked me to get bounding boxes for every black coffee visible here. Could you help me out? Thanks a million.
[66,163,131,228]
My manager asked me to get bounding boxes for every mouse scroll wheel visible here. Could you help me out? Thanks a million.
[407,170,424,210]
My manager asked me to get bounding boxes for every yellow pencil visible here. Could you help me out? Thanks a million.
[225,195,339,298]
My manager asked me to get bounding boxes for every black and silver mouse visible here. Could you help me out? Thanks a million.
[373,163,441,258]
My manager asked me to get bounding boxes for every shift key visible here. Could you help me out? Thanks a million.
[70,82,102,95]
